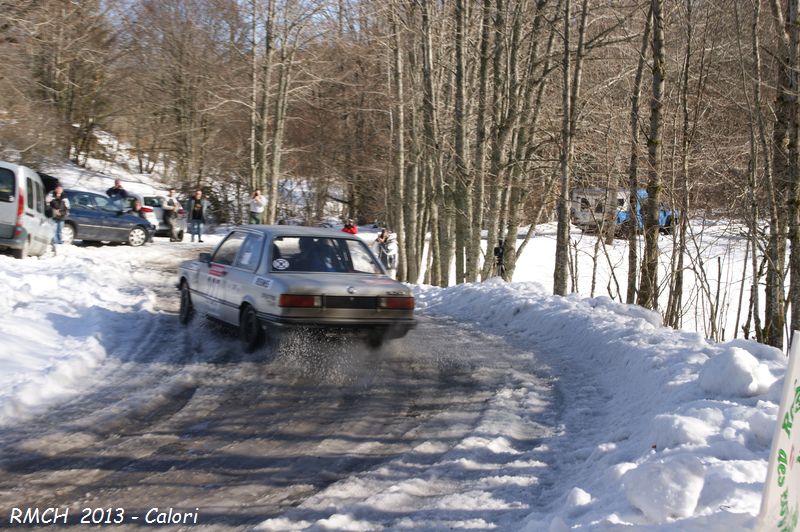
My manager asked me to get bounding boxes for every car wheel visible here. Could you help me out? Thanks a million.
[179,282,193,324]
[128,226,147,247]
[11,238,29,259]
[240,305,264,352]
[61,223,75,245]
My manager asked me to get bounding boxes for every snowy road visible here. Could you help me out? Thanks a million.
[0,245,554,530]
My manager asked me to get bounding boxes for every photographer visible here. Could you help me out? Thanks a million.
[493,239,505,278]
[249,190,267,224]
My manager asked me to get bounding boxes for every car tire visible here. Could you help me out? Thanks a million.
[61,223,75,245]
[240,305,264,352]
[128,226,147,247]
[179,282,193,324]
[11,238,29,259]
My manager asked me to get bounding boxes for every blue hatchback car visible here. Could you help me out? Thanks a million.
[60,189,154,247]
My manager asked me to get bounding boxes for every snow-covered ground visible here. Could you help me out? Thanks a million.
[0,150,785,530]
[0,238,221,426]
[0,230,783,530]
[504,221,755,345]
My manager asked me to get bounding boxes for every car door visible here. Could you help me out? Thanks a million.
[92,194,130,241]
[26,175,51,254]
[201,231,248,323]
[66,191,102,240]
[221,232,266,324]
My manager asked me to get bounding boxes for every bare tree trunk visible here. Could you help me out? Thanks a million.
[257,0,276,201]
[749,0,765,343]
[788,0,800,340]
[553,0,572,295]
[389,0,408,281]
[420,0,447,286]
[266,47,289,224]
[503,0,557,281]
[665,0,697,328]
[453,0,470,284]
[249,0,258,192]
[626,6,652,304]
[766,0,791,348]
[637,0,665,311]
[468,0,491,282]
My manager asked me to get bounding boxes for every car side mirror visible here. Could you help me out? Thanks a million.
[198,252,212,263]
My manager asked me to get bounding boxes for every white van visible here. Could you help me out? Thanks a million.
[569,187,627,232]
[0,161,54,258]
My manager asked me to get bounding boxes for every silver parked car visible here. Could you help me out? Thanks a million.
[127,193,186,240]
[177,225,416,351]
[0,161,54,258]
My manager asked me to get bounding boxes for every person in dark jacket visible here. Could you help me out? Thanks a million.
[106,179,128,201]
[187,190,208,243]
[49,185,70,245]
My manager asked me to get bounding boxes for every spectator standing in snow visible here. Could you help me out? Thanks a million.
[106,179,128,201]
[161,189,182,242]
[493,239,505,278]
[49,185,70,245]
[374,228,388,246]
[342,219,357,234]
[249,190,267,224]
[187,190,208,243]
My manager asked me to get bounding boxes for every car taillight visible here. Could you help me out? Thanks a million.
[378,296,415,310]
[279,294,322,308]
[142,206,154,213]
[14,187,24,236]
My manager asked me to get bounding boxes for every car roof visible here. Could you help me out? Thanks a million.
[64,188,102,195]
[0,160,21,172]
[236,225,358,240]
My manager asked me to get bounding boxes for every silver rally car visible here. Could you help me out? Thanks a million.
[177,225,416,350]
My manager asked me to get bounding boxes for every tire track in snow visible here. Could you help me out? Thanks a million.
[0,245,555,531]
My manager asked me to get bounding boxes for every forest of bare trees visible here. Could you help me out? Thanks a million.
[4,0,800,348]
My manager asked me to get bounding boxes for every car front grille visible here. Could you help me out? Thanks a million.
[324,296,378,309]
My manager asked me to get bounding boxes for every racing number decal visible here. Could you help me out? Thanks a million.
[206,264,226,316]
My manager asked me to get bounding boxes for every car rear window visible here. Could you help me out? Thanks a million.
[143,196,162,208]
[0,168,14,202]
[68,191,96,209]
[271,236,383,274]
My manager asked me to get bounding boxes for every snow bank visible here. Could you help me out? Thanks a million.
[0,244,165,425]
[414,279,783,529]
